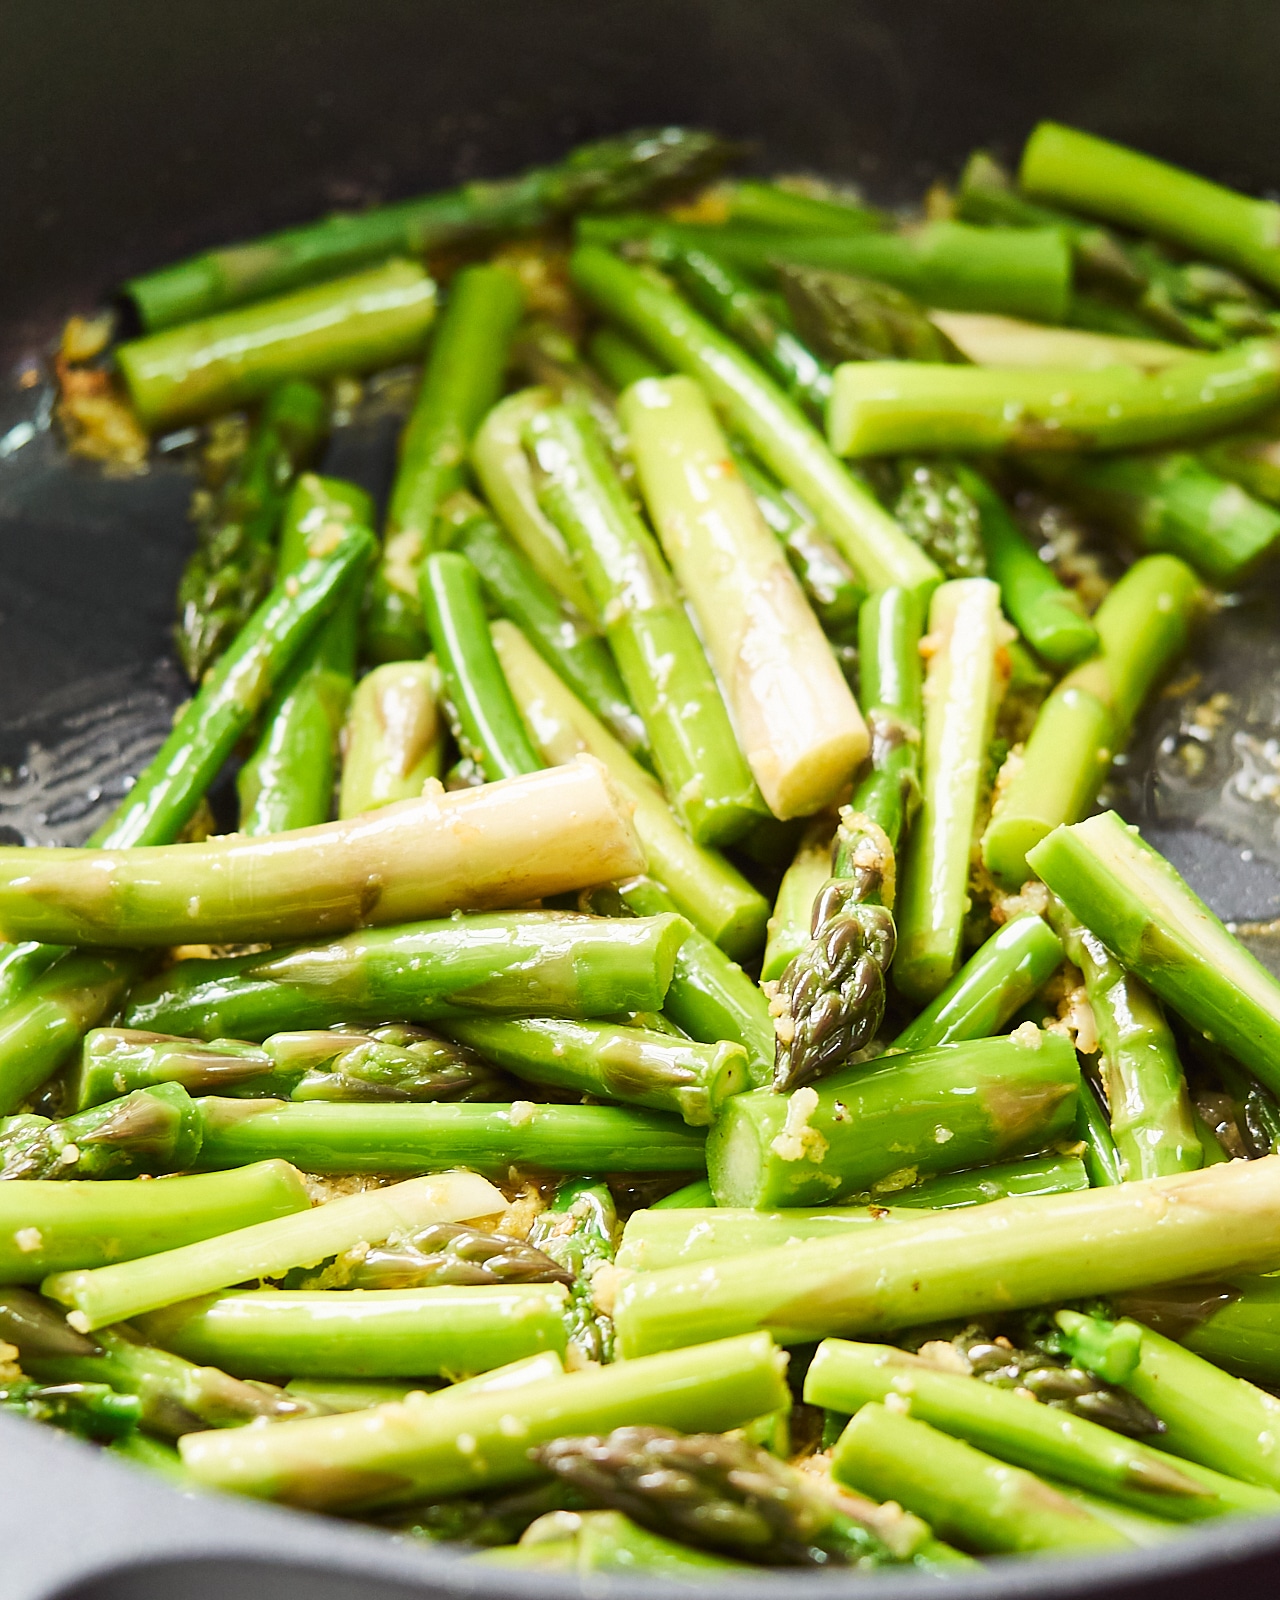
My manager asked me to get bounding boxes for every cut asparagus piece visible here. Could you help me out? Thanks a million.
[983,555,1200,888]
[332,1220,572,1292]
[420,551,543,780]
[890,915,1063,1051]
[178,1331,790,1511]
[175,380,329,682]
[589,326,666,389]
[778,265,961,365]
[930,311,1191,372]
[1020,122,1280,296]
[192,1097,706,1178]
[1115,1275,1280,1387]
[828,340,1280,457]
[708,1031,1078,1208]
[894,1153,1087,1209]
[369,264,525,661]
[807,1338,1276,1524]
[440,1016,747,1126]
[0,759,643,947]
[1029,811,1280,1099]
[569,245,940,602]
[717,178,885,235]
[762,819,836,985]
[42,1170,504,1331]
[287,1379,421,1413]
[0,1162,309,1284]
[338,659,443,819]
[893,578,1005,1002]
[492,620,768,959]
[529,1178,619,1365]
[1202,424,1280,505]
[528,402,768,845]
[134,1284,569,1380]
[613,1158,1280,1357]
[117,260,437,430]
[891,458,986,582]
[956,464,1097,668]
[237,474,371,834]
[124,910,686,1039]
[621,375,868,818]
[0,1082,202,1180]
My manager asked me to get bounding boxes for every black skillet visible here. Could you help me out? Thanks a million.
[4,3,1280,1595]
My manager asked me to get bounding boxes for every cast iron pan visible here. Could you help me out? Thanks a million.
[4,3,1280,1595]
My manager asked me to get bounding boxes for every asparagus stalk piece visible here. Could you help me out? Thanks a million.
[930,311,1191,372]
[0,759,644,948]
[957,464,1097,668]
[287,1379,421,1412]
[894,1153,1087,1209]
[368,265,525,660]
[492,620,768,958]
[778,264,961,364]
[0,951,147,1116]
[135,1283,569,1380]
[709,1031,1078,1208]
[43,1170,504,1331]
[338,659,443,818]
[1051,907,1200,1180]
[124,127,738,329]
[108,1432,197,1484]
[124,909,685,1039]
[894,578,1006,1001]
[569,245,940,601]
[528,402,768,845]
[0,1161,309,1283]
[0,943,62,1015]
[828,339,1280,457]
[0,1081,202,1180]
[850,586,925,848]
[443,494,645,758]
[613,1158,1280,1357]
[192,1097,707,1178]
[471,389,598,621]
[93,517,376,850]
[650,1179,716,1211]
[1020,122,1280,296]
[1030,811,1280,1099]
[175,380,329,682]
[1115,1275,1280,1387]
[1,1377,141,1442]
[890,914,1063,1051]
[117,261,437,431]
[622,376,868,816]
[717,178,885,234]
[178,1331,790,1510]
[237,475,371,833]
[529,1178,619,1365]
[331,1220,573,1292]
[1077,1075,1125,1188]
[983,555,1200,888]
[421,551,544,780]
[762,820,835,984]
[543,1509,759,1578]
[1029,450,1280,585]
[615,877,774,1086]
[807,1338,1275,1524]
[1059,1312,1280,1494]
[588,327,665,390]
[1202,423,1280,505]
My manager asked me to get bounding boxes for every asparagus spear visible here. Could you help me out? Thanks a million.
[1029,811,1280,1099]
[827,339,1280,457]
[0,1161,309,1283]
[134,1283,570,1380]
[1028,451,1280,586]
[338,659,443,818]
[650,1179,716,1211]
[1202,423,1280,505]
[762,820,835,984]
[709,1031,1078,1208]
[622,375,868,817]
[192,1097,707,1178]
[956,464,1098,668]
[43,1170,504,1331]
[529,1179,619,1365]
[0,1082,202,1180]
[893,1153,1087,1209]
[931,311,1189,372]
[124,128,738,329]
[288,1379,422,1412]
[442,494,645,758]
[0,951,147,1116]
[1020,122,1280,296]
[0,944,62,1015]
[178,1331,790,1510]
[612,1158,1280,1357]
[891,458,986,581]
[983,554,1200,888]
[0,760,644,947]
[491,619,768,960]
[716,178,885,234]
[471,389,598,620]
[175,380,329,681]
[123,910,685,1039]
[777,264,961,364]
[237,475,372,833]
[368,264,525,661]
[1115,1275,1280,1387]
[1,1376,141,1442]
[1058,1311,1280,1494]
[890,914,1063,1051]
[325,1219,573,1292]
[894,578,1005,1001]
[587,327,666,389]
[614,878,774,1086]
[1077,1074,1126,1188]
[528,403,768,845]
[117,260,438,431]
[569,245,940,601]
